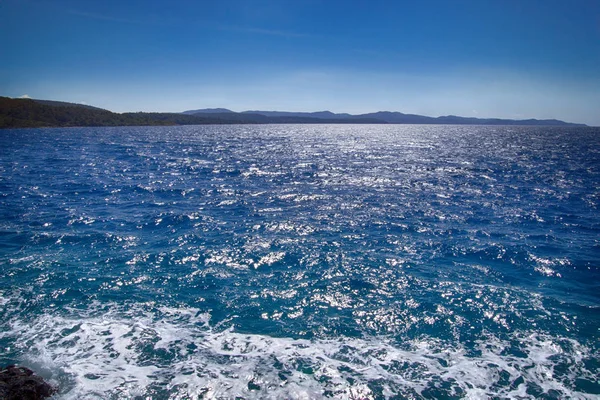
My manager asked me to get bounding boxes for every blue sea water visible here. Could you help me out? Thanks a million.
[0,124,599,399]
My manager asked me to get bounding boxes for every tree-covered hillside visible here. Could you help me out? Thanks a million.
[0,97,235,128]
[1,96,586,128]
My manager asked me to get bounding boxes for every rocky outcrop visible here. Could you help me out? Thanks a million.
[0,366,56,400]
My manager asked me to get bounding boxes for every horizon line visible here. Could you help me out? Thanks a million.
[5,95,590,126]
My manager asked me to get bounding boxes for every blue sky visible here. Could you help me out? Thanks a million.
[1,0,599,125]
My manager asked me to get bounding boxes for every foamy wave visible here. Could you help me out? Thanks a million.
[2,303,597,399]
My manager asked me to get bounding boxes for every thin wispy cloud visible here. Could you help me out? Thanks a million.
[67,9,148,25]
[218,25,313,39]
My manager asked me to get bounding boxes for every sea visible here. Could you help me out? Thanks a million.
[0,124,598,399]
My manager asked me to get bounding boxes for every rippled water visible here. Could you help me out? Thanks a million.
[0,125,599,399]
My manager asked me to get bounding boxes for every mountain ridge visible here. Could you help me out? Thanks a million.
[0,97,588,128]
[183,108,586,126]
[182,108,235,114]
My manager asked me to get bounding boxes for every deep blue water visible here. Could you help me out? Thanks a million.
[0,125,599,399]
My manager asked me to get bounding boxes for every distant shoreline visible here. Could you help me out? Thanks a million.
[0,96,588,129]
[4,123,598,131]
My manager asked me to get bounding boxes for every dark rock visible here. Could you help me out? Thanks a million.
[0,365,56,400]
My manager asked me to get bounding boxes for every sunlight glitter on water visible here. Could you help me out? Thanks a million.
[0,124,599,399]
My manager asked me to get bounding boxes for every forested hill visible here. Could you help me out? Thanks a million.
[1,96,587,128]
[0,97,238,128]
[0,97,382,128]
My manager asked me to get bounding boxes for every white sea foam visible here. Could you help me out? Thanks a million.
[0,291,9,307]
[2,303,596,400]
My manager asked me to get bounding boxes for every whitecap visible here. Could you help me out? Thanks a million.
[2,303,596,400]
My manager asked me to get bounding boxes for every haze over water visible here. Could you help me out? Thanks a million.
[0,124,599,399]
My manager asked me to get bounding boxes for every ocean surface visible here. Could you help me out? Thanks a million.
[0,124,599,399]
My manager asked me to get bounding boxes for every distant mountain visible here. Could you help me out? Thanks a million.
[181,108,585,126]
[351,111,435,124]
[182,108,235,114]
[1,96,587,128]
[233,110,586,126]
[191,111,383,124]
[242,110,354,119]
[0,97,381,128]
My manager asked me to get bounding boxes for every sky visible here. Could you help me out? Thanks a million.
[1,0,599,125]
